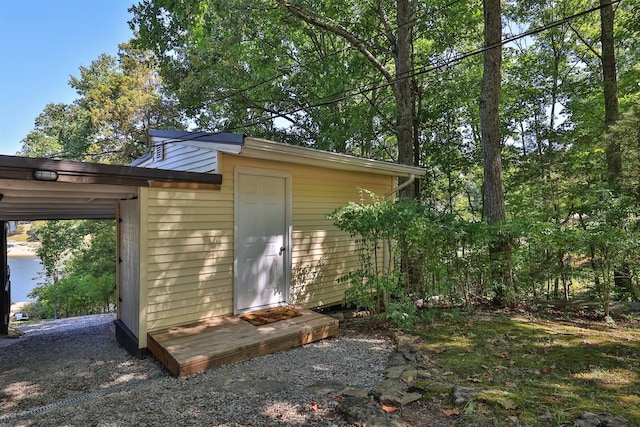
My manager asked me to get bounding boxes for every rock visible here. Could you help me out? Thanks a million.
[400,368,418,383]
[342,386,371,398]
[372,379,423,407]
[573,412,630,427]
[402,351,417,362]
[452,386,483,408]
[395,333,420,353]
[387,353,407,367]
[386,365,406,379]
[416,368,432,379]
[336,396,405,427]
[538,409,553,422]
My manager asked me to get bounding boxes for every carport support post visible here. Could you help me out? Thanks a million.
[1,221,9,335]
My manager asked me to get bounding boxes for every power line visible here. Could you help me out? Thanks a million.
[205,0,467,106]
[223,0,621,133]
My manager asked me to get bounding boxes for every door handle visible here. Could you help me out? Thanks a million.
[279,246,286,256]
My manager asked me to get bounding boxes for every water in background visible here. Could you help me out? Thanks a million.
[8,256,43,303]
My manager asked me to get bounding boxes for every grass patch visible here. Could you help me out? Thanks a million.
[411,310,640,426]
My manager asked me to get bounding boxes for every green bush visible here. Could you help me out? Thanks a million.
[330,192,640,324]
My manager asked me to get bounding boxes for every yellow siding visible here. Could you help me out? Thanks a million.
[222,154,393,309]
[143,152,394,333]
[144,184,235,332]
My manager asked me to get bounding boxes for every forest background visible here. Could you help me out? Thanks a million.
[15,0,640,322]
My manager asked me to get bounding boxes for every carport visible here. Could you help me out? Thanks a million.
[0,154,222,335]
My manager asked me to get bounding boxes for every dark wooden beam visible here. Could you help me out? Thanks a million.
[0,155,223,186]
[1,222,9,335]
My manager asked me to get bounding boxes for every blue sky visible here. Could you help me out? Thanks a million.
[0,1,134,155]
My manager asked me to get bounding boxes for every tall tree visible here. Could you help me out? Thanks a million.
[480,0,505,225]
[275,0,418,197]
[600,0,620,187]
[131,0,425,196]
[480,0,511,304]
[480,0,506,224]
[18,103,94,160]
[69,43,182,164]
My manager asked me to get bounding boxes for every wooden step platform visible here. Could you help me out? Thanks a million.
[147,308,339,376]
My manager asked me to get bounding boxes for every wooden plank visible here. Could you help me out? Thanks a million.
[147,333,180,376]
[171,318,337,361]
[147,309,338,377]
[178,320,338,376]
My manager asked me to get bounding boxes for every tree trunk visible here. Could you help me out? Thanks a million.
[600,0,620,186]
[395,0,416,199]
[277,0,417,198]
[600,0,630,301]
[480,0,511,305]
[480,0,505,225]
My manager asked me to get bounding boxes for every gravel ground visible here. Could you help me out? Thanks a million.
[0,315,394,426]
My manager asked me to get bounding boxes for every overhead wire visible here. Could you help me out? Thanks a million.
[204,0,467,107]
[221,0,622,133]
[25,0,622,159]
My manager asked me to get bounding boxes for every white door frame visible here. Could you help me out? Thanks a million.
[233,166,292,314]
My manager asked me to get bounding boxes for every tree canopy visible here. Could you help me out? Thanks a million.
[17,0,640,317]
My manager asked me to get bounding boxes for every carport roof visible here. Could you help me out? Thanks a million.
[0,155,222,221]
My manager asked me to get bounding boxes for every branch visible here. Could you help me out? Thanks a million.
[568,23,601,59]
[276,1,394,83]
[375,0,396,49]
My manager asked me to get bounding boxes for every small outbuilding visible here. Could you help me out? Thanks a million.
[0,130,425,375]
[117,131,424,362]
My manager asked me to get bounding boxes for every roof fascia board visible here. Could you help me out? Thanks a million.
[242,137,426,177]
[0,155,223,186]
[149,130,244,146]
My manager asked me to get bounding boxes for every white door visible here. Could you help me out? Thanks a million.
[235,171,289,314]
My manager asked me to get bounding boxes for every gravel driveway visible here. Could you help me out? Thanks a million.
[0,314,393,426]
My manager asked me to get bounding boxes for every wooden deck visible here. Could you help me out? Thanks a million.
[147,308,339,376]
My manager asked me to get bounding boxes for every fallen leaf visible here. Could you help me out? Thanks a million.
[505,382,517,388]
[467,376,482,383]
[508,416,519,423]
[498,352,508,359]
[467,322,474,327]
[309,401,319,411]
[541,366,552,373]
[443,408,461,416]
[381,404,398,413]
[481,364,490,370]
[500,400,517,410]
